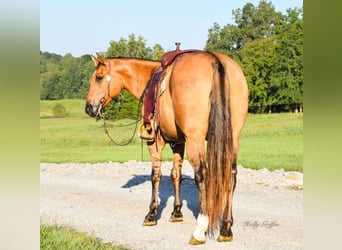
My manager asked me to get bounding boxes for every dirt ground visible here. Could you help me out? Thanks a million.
[40,160,303,250]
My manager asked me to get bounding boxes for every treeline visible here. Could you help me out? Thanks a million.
[205,1,303,113]
[40,34,163,101]
[40,1,303,115]
[40,52,93,100]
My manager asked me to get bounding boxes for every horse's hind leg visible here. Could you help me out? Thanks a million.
[169,142,185,222]
[218,121,244,241]
[217,155,237,242]
[185,138,208,245]
[143,137,166,226]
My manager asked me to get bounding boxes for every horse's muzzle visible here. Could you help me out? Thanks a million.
[85,103,101,117]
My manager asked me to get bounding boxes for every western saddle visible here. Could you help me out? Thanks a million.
[138,42,199,141]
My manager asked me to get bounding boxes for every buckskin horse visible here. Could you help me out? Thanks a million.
[85,46,248,245]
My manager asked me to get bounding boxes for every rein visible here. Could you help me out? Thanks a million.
[96,59,146,148]
[99,93,143,147]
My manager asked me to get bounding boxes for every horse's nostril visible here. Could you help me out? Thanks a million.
[85,104,91,116]
[85,103,100,117]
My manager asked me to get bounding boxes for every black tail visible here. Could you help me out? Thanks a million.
[206,54,234,235]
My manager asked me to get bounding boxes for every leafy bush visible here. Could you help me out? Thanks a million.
[52,103,67,117]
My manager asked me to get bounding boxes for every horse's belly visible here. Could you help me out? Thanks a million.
[158,114,181,142]
[158,97,183,142]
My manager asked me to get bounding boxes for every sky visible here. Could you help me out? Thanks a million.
[40,0,303,57]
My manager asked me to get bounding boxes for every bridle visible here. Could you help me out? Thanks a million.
[96,61,112,119]
[94,59,142,146]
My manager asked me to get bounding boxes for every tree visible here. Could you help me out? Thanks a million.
[60,53,78,99]
[40,51,63,100]
[106,34,154,58]
[205,1,303,113]
[40,52,94,100]
[40,71,63,100]
[104,34,164,120]
[274,7,303,111]
[152,44,164,60]
[239,37,278,112]
[77,55,96,99]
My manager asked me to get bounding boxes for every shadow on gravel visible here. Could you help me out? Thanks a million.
[121,174,198,220]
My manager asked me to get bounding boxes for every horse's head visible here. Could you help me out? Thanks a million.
[85,53,123,118]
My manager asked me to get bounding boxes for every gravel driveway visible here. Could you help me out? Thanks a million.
[40,161,303,250]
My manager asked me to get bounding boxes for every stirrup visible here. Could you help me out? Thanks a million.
[138,119,156,142]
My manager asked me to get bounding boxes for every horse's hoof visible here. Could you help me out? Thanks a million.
[188,235,206,245]
[142,220,157,226]
[217,235,233,242]
[169,216,183,222]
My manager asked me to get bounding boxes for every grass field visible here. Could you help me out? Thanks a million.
[239,112,303,172]
[40,224,129,250]
[40,99,303,172]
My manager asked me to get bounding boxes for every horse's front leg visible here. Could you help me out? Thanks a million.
[169,142,185,222]
[143,138,165,226]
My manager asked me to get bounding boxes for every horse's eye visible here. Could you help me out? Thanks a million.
[96,75,103,81]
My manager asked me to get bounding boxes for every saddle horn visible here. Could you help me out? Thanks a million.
[175,42,181,51]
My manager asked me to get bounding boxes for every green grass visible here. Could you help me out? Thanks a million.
[40,99,174,162]
[40,99,303,171]
[40,224,129,250]
[40,99,87,118]
[40,117,174,163]
[239,113,303,172]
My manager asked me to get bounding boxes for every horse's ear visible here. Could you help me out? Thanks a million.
[91,55,99,66]
[96,52,106,64]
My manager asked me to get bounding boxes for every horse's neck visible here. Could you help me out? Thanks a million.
[118,59,160,99]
